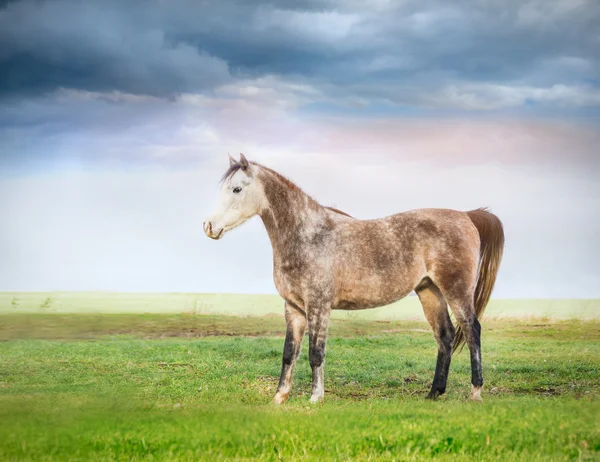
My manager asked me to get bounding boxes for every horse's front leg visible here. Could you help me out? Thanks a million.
[307,303,332,403]
[273,302,307,404]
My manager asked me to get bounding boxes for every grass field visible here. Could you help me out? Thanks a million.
[1,292,599,319]
[1,302,599,460]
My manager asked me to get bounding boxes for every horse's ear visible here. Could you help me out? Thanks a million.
[239,153,249,171]
[228,154,238,167]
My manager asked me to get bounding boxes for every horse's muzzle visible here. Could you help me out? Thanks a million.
[203,221,224,240]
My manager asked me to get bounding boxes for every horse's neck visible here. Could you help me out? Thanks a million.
[258,170,324,255]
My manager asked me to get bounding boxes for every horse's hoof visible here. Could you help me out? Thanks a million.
[272,392,289,405]
[470,385,483,402]
[309,394,324,404]
[426,388,445,400]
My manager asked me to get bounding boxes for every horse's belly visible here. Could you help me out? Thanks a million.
[333,275,415,310]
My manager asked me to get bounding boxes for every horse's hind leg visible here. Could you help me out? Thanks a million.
[441,290,483,401]
[273,302,307,404]
[416,283,455,399]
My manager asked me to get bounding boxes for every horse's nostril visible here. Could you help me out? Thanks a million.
[208,222,213,233]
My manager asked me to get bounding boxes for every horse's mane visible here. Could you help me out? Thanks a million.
[221,161,353,218]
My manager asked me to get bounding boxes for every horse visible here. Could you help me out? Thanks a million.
[204,154,504,404]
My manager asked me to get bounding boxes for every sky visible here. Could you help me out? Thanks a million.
[0,0,599,297]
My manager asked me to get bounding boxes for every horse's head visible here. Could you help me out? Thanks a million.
[203,154,265,240]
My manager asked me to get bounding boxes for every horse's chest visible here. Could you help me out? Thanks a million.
[273,264,304,302]
[273,254,327,307]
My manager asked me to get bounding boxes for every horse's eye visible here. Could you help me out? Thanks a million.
[233,187,242,194]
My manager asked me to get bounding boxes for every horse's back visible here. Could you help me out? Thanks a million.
[384,207,480,266]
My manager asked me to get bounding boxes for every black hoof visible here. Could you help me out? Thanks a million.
[426,388,445,400]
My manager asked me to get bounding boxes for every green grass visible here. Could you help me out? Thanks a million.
[0,313,599,460]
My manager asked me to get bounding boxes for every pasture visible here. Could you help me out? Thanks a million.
[0,294,598,460]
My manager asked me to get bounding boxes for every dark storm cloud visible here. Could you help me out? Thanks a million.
[0,0,231,98]
[1,0,599,106]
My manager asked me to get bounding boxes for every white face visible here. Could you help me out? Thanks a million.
[203,163,265,240]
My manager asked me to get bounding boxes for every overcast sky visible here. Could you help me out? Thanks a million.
[0,0,598,297]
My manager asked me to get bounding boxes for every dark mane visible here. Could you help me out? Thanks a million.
[220,161,353,217]
[220,163,245,183]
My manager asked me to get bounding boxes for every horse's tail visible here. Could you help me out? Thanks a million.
[453,208,505,354]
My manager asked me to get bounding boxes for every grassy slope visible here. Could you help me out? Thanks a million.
[0,314,599,460]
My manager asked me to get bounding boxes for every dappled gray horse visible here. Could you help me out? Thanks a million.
[204,154,504,403]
